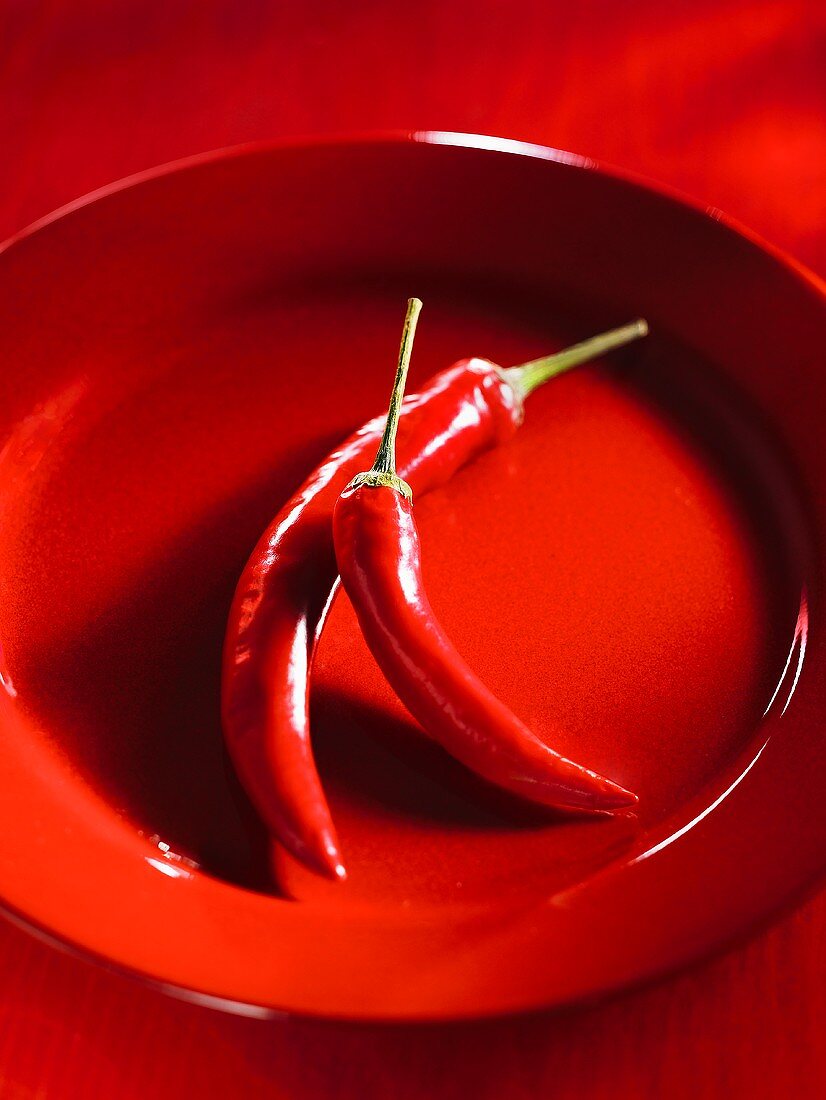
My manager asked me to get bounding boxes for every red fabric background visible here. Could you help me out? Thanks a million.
[0,2,824,1095]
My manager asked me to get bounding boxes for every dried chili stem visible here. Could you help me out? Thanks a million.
[350,297,422,500]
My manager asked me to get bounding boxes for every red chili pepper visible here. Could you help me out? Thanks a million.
[222,309,647,880]
[333,300,639,827]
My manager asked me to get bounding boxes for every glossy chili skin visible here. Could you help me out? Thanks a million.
[333,485,639,815]
[222,359,523,878]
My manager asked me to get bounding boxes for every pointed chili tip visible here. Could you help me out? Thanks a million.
[597,776,639,810]
[298,829,347,881]
[319,837,347,882]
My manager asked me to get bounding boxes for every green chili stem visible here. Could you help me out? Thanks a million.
[504,318,648,400]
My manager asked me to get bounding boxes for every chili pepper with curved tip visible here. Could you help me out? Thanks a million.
[333,300,639,821]
[222,309,647,880]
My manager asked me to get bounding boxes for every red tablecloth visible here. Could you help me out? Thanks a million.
[0,2,823,1095]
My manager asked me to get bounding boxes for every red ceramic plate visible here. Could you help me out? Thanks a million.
[0,134,822,1020]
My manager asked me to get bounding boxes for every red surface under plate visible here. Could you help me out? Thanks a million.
[0,136,822,1019]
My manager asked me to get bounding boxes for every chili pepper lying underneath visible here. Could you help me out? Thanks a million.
[223,307,647,880]
[334,299,639,840]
